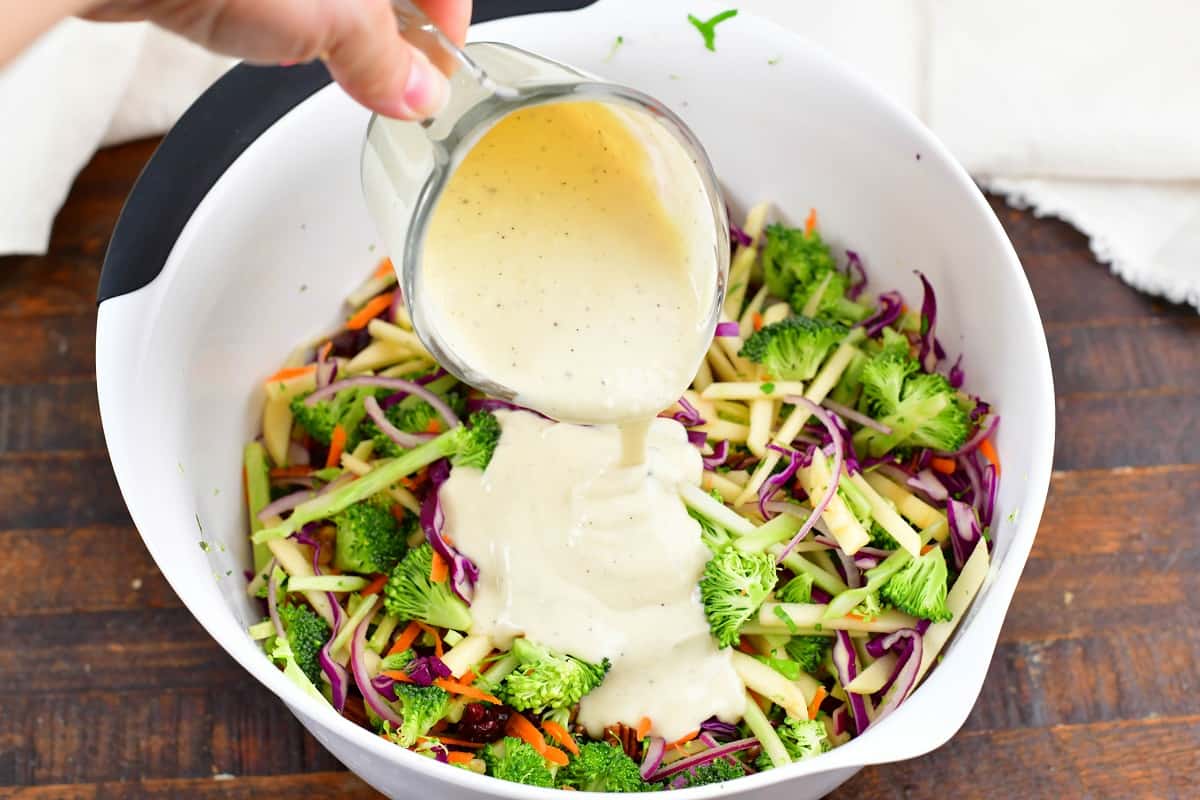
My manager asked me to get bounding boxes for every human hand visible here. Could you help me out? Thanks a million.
[82,0,471,119]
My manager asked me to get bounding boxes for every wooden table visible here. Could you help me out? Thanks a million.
[1,139,1196,800]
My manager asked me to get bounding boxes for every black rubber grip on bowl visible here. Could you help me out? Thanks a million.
[97,0,598,304]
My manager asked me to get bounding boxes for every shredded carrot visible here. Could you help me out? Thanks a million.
[265,364,316,383]
[929,457,957,475]
[807,686,828,720]
[345,291,395,330]
[241,466,248,502]
[269,465,312,479]
[434,736,486,750]
[360,573,388,596]
[459,670,477,686]
[326,425,347,468]
[429,551,449,584]
[920,544,936,556]
[669,730,699,749]
[736,637,757,655]
[388,621,421,655]
[389,504,408,523]
[400,475,420,491]
[845,613,865,621]
[416,622,444,657]
[317,341,333,362]
[425,417,442,434]
[372,258,394,279]
[506,712,550,752]
[446,751,475,764]
[804,207,818,235]
[748,689,771,713]
[635,717,652,740]
[542,720,579,755]
[979,438,1001,475]
[752,311,764,331]
[382,670,414,683]
[435,678,501,705]
[542,746,569,767]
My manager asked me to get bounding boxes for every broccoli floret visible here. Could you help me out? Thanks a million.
[876,326,913,358]
[383,543,473,631]
[671,758,747,787]
[756,718,829,770]
[791,270,870,324]
[880,546,953,622]
[450,411,501,470]
[699,547,776,648]
[557,741,645,792]
[389,683,450,747]
[759,223,869,323]
[289,394,344,446]
[333,497,409,574]
[276,602,331,686]
[761,223,837,300]
[777,573,814,604]
[380,649,416,672]
[499,638,610,714]
[853,352,969,457]
[739,316,847,382]
[483,736,555,788]
[784,635,831,674]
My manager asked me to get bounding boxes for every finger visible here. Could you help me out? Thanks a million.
[417,0,472,48]
[321,0,448,118]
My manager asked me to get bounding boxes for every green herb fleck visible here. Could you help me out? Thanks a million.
[177,462,184,474]
[768,55,781,65]
[773,604,798,634]
[195,513,203,533]
[668,73,681,80]
[1007,508,1019,524]
[606,35,625,61]
[213,488,220,496]
[760,382,776,394]
[199,541,211,553]
[688,9,738,51]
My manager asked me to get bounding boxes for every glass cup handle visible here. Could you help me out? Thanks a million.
[389,0,491,87]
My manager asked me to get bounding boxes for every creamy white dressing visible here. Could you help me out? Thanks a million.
[440,412,745,740]
[421,100,717,425]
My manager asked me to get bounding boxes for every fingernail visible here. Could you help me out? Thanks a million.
[403,54,449,118]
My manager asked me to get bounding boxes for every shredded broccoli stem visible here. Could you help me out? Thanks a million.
[243,442,273,570]
[742,692,791,768]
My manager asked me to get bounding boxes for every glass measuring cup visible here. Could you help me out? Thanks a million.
[360,2,730,409]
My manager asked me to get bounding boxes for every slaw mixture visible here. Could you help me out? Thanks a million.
[243,203,998,791]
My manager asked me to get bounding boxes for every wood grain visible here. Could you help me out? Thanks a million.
[0,137,1195,800]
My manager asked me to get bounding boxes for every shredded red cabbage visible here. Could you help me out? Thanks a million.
[947,499,983,571]
[407,654,453,686]
[729,221,752,248]
[860,290,903,338]
[372,673,398,702]
[702,440,730,470]
[699,717,739,740]
[914,271,940,372]
[810,586,833,604]
[299,531,351,713]
[420,461,479,604]
[778,398,844,562]
[687,429,708,448]
[465,396,550,419]
[979,462,998,529]
[862,625,926,729]
[832,631,869,735]
[758,443,810,519]
[831,705,851,736]
[664,396,705,427]
[714,321,740,338]
[948,354,965,389]
[845,250,868,300]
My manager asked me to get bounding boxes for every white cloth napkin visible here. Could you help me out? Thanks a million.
[1,2,1197,311]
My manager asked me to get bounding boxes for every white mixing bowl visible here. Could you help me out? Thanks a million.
[96,1,1055,797]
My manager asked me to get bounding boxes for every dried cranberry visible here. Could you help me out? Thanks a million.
[454,702,512,743]
[328,327,372,359]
